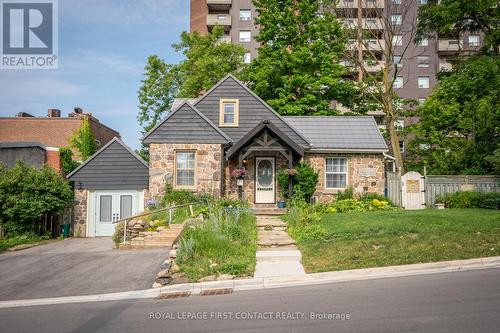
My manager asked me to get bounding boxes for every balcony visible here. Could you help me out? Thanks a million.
[439,62,453,71]
[343,18,384,30]
[207,14,232,27]
[438,39,463,53]
[336,0,384,8]
[366,60,385,72]
[348,39,385,51]
[218,34,231,43]
[207,0,231,10]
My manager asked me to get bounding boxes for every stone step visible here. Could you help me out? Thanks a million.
[256,249,302,261]
[256,219,287,228]
[252,208,285,215]
[257,230,296,247]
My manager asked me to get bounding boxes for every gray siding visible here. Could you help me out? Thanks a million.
[68,141,148,190]
[195,77,309,147]
[143,104,230,144]
[0,146,45,169]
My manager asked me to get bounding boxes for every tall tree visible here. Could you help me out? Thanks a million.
[408,56,500,175]
[241,0,354,116]
[416,0,499,55]
[338,0,422,172]
[70,117,97,161]
[137,26,245,159]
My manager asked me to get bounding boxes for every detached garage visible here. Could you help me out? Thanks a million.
[68,137,149,237]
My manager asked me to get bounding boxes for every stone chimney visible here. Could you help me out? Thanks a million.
[47,109,61,117]
[74,107,83,114]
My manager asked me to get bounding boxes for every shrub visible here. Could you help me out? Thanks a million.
[293,162,319,202]
[336,186,354,200]
[436,191,500,209]
[277,169,290,199]
[162,190,197,206]
[360,192,393,205]
[332,199,368,213]
[0,162,73,236]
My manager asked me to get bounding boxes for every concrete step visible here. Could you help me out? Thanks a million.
[256,249,302,261]
[256,219,287,228]
[254,260,305,278]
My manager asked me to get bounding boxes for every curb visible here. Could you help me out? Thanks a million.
[1,256,499,309]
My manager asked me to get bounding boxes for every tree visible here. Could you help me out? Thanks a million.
[137,26,245,159]
[241,0,355,116]
[407,56,500,174]
[0,162,73,236]
[416,0,499,55]
[59,147,79,175]
[339,0,422,172]
[70,117,97,161]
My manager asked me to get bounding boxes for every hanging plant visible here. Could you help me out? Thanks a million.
[231,167,247,178]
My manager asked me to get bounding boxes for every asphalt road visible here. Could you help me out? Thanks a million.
[0,238,168,300]
[1,268,499,333]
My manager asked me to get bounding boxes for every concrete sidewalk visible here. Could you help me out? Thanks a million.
[254,215,305,278]
[1,256,499,308]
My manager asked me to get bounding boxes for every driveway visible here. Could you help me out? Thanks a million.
[0,238,168,301]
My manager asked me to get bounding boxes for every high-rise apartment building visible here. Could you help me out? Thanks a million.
[190,0,483,105]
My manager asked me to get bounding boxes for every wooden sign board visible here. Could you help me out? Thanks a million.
[406,179,420,193]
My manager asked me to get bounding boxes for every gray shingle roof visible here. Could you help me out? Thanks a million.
[171,98,197,110]
[283,116,388,151]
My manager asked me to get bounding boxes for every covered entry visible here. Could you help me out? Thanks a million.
[68,138,149,237]
[226,120,304,204]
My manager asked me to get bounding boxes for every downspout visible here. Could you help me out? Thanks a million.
[220,146,226,198]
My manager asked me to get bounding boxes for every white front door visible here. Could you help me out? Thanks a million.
[95,191,137,236]
[255,157,275,203]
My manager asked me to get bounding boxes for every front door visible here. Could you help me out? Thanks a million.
[255,157,275,203]
[95,191,136,236]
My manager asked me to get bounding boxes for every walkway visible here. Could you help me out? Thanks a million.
[254,215,305,278]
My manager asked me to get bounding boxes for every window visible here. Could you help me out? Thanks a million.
[219,99,239,126]
[393,35,403,46]
[468,34,480,46]
[391,14,402,25]
[240,9,251,21]
[392,0,401,4]
[395,119,404,131]
[325,158,347,189]
[393,55,402,67]
[217,14,228,21]
[366,19,377,28]
[418,97,426,104]
[239,30,251,42]
[420,0,428,4]
[418,55,429,67]
[418,37,429,46]
[399,141,405,153]
[393,76,404,89]
[418,76,429,88]
[243,52,251,64]
[175,151,195,188]
[99,196,112,222]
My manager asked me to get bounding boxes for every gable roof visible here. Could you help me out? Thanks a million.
[194,74,311,146]
[284,116,388,152]
[226,120,305,159]
[142,102,232,145]
[171,98,197,110]
[67,137,149,189]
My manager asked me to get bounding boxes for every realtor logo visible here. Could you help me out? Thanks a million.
[1,0,58,69]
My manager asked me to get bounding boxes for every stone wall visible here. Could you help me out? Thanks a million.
[73,189,87,237]
[304,153,385,203]
[149,143,223,199]
[225,152,290,204]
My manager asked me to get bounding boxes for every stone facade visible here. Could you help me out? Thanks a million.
[73,189,87,237]
[225,152,291,204]
[304,153,385,203]
[149,143,223,199]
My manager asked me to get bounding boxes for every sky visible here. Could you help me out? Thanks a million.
[0,0,189,150]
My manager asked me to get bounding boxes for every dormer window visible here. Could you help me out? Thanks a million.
[219,99,239,127]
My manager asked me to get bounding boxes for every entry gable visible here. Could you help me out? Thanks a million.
[67,137,149,190]
[194,75,310,148]
[142,102,232,145]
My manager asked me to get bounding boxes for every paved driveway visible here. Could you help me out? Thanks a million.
[0,238,168,301]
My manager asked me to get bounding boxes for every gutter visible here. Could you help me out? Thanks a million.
[307,148,389,154]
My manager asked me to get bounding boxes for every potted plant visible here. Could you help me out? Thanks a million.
[276,168,297,208]
[231,167,246,187]
[435,195,446,209]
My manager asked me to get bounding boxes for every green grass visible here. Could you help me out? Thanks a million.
[176,209,257,281]
[290,209,500,273]
[0,234,51,252]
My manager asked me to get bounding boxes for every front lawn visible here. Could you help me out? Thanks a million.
[292,209,500,273]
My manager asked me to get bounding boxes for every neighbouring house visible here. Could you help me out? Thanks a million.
[67,138,149,237]
[144,75,388,204]
[0,107,119,161]
[0,142,61,171]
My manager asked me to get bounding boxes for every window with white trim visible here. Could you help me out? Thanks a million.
[240,9,251,21]
[468,34,480,46]
[239,30,251,42]
[393,34,403,46]
[419,37,429,46]
[418,76,429,88]
[243,52,251,64]
[325,158,347,189]
[418,55,429,67]
[175,151,195,188]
